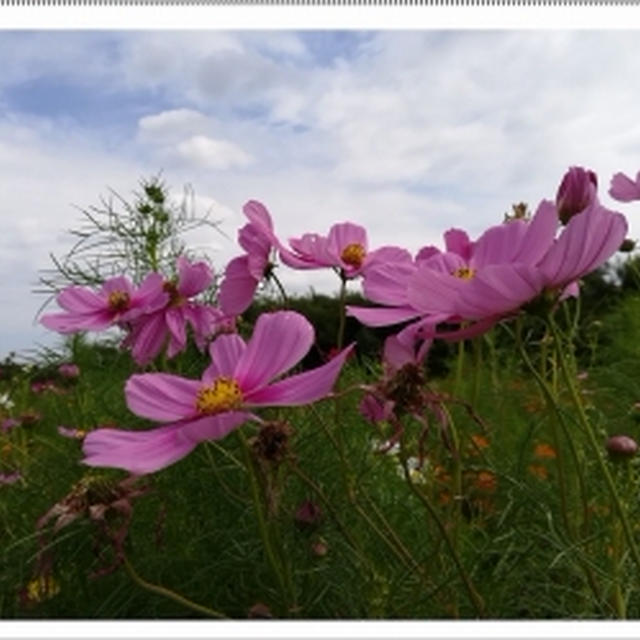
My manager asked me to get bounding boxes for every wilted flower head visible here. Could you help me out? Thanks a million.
[556,166,598,225]
[251,421,293,465]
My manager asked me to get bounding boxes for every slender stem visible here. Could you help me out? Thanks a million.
[336,276,347,351]
[514,320,602,604]
[122,554,226,619]
[271,272,289,307]
[238,432,295,614]
[400,454,485,617]
[454,340,465,395]
[547,315,640,575]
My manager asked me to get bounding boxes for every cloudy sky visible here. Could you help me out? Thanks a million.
[1,29,639,359]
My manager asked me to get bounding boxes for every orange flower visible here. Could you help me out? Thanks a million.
[528,464,548,480]
[473,470,497,493]
[534,443,557,459]
[471,434,490,450]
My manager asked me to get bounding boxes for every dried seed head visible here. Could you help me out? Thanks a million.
[252,421,293,464]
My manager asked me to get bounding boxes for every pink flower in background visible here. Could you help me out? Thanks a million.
[122,256,223,365]
[1,417,20,433]
[609,170,640,203]
[58,363,80,379]
[555,166,598,225]
[219,201,280,316]
[40,273,167,334]
[281,221,411,280]
[57,425,87,440]
[83,311,354,474]
[0,471,21,485]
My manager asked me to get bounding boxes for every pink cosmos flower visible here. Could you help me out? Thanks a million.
[609,170,640,203]
[349,197,627,346]
[58,363,80,379]
[83,311,354,474]
[1,417,20,433]
[122,256,223,365]
[219,201,280,316]
[556,166,598,225]
[40,273,167,334]
[280,221,411,280]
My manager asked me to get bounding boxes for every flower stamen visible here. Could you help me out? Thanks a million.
[341,243,366,269]
[196,377,243,415]
[452,266,476,280]
[107,290,131,313]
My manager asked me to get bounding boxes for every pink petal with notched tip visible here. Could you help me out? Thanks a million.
[179,411,253,443]
[444,228,473,261]
[125,373,200,422]
[57,286,105,312]
[346,305,422,327]
[101,276,134,298]
[539,203,627,288]
[165,308,187,357]
[471,218,528,267]
[362,246,412,275]
[235,311,314,392]
[128,311,168,365]
[203,333,247,382]
[41,310,114,333]
[244,344,353,406]
[383,335,417,371]
[131,273,168,314]
[177,256,213,298]
[327,222,367,262]
[82,424,198,474]
[219,256,259,316]
[281,233,333,269]
[455,263,545,318]
[511,200,558,266]
[243,200,278,241]
[362,261,416,306]
[407,267,466,315]
[609,172,640,203]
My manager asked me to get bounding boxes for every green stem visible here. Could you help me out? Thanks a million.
[238,432,295,614]
[547,315,640,576]
[271,272,289,307]
[400,453,485,617]
[122,555,226,618]
[336,276,347,351]
[454,341,465,395]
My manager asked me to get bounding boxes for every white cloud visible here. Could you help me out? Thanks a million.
[175,135,254,170]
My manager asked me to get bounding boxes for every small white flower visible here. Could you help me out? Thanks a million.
[0,392,14,410]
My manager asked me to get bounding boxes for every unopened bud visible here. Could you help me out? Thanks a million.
[606,435,638,461]
[556,166,598,225]
[619,238,636,253]
[294,500,323,529]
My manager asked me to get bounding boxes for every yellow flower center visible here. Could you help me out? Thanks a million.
[107,290,131,313]
[452,266,476,280]
[340,243,366,269]
[163,281,186,307]
[195,377,243,415]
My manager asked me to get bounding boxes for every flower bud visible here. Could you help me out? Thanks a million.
[619,238,636,253]
[606,434,638,461]
[294,500,323,529]
[556,166,598,225]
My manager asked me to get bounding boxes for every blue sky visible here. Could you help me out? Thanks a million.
[1,30,640,359]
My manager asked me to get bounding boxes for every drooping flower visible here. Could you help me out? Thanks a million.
[122,256,224,365]
[40,273,167,334]
[219,201,280,316]
[609,170,640,203]
[555,166,598,225]
[83,311,353,474]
